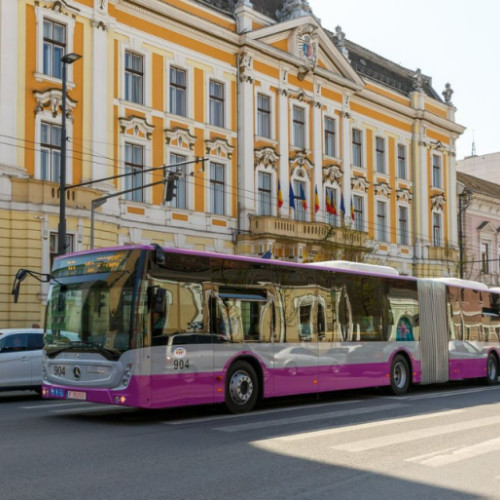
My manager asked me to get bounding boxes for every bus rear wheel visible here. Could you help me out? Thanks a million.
[225,361,258,414]
[485,353,498,385]
[390,354,410,395]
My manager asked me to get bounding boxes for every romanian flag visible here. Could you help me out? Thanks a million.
[277,180,283,208]
[289,182,295,210]
[314,185,320,213]
[325,190,332,214]
[340,195,345,216]
[351,197,355,221]
[299,183,307,210]
[331,191,337,216]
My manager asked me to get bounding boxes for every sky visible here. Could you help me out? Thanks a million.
[308,0,500,160]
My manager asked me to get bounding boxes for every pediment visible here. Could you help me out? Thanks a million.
[477,221,497,233]
[246,17,363,87]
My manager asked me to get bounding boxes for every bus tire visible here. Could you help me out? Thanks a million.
[390,354,410,396]
[485,353,498,385]
[225,360,258,414]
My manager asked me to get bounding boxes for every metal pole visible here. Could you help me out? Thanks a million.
[458,195,463,279]
[58,60,67,255]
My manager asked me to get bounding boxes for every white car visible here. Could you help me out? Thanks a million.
[0,328,44,393]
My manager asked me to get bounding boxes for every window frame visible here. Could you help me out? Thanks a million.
[124,142,145,202]
[353,194,364,231]
[168,152,188,209]
[209,80,225,128]
[352,128,363,167]
[376,200,388,242]
[209,161,226,215]
[169,66,187,117]
[42,18,66,79]
[292,105,306,149]
[257,171,273,216]
[124,51,144,105]
[324,116,336,158]
[375,136,386,174]
[397,143,407,179]
[432,211,443,247]
[40,122,62,182]
[398,205,409,246]
[432,154,442,189]
[256,93,271,139]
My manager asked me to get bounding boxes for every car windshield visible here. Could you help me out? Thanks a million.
[45,250,142,353]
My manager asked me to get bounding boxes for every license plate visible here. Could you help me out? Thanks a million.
[67,390,86,401]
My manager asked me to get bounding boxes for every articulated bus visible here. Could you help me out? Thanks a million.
[28,245,500,413]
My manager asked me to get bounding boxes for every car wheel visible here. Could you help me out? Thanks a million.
[225,361,258,414]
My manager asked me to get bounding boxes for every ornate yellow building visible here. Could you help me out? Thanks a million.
[0,0,464,326]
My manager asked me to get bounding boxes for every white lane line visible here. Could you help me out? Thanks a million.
[381,386,500,401]
[331,415,500,452]
[164,399,364,426]
[406,437,500,467]
[214,403,406,433]
[275,409,464,442]
[21,402,95,410]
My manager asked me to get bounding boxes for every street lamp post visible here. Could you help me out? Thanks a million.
[457,184,472,279]
[58,52,81,255]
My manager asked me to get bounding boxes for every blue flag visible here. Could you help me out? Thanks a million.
[289,182,295,210]
[262,250,272,259]
[340,195,345,215]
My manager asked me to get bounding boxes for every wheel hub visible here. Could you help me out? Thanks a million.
[229,371,253,405]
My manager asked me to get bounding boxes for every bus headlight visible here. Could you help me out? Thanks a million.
[122,364,132,387]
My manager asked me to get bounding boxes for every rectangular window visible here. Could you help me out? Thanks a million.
[325,186,338,226]
[258,172,272,216]
[210,162,225,215]
[481,243,490,274]
[433,212,443,247]
[124,143,144,202]
[209,80,225,128]
[40,122,62,182]
[399,206,409,245]
[169,67,186,116]
[292,106,305,149]
[125,52,144,104]
[432,154,442,188]
[168,153,187,209]
[294,179,306,221]
[352,128,362,167]
[50,232,74,264]
[43,19,66,79]
[324,117,336,157]
[397,144,407,179]
[353,195,364,231]
[375,137,386,173]
[376,201,387,241]
[257,94,271,138]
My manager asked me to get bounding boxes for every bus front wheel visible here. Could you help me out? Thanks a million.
[485,353,498,385]
[390,354,410,396]
[225,361,258,414]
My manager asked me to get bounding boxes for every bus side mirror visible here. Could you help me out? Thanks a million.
[11,269,27,303]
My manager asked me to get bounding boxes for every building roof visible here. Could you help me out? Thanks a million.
[457,171,500,200]
[198,0,442,100]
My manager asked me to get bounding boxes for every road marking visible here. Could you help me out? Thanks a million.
[406,437,500,467]
[381,386,500,401]
[163,399,364,426]
[214,403,406,433]
[21,402,92,410]
[331,414,500,452]
[274,409,464,442]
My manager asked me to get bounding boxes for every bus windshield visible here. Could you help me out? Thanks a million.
[44,249,143,354]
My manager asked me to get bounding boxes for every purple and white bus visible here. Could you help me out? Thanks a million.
[38,245,499,413]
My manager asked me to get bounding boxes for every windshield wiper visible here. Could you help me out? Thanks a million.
[46,340,121,361]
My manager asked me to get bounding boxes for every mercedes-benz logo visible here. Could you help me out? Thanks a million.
[73,367,81,380]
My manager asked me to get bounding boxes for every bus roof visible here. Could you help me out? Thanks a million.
[429,277,489,291]
[306,260,400,276]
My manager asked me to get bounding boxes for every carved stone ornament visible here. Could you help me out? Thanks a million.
[238,50,254,84]
[289,151,313,172]
[165,127,196,151]
[412,68,424,91]
[334,26,349,59]
[322,164,342,184]
[205,137,234,159]
[33,89,77,119]
[41,0,80,15]
[255,147,279,170]
[278,0,315,22]
[291,165,310,180]
[442,83,454,105]
[119,115,155,140]
[96,0,107,11]
[295,24,318,80]
[373,181,392,198]
[396,188,413,204]
[431,194,446,211]
[352,176,370,194]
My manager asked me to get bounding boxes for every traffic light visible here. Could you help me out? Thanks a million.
[164,173,177,202]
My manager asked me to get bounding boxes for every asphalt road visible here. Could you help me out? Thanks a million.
[1,382,500,499]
